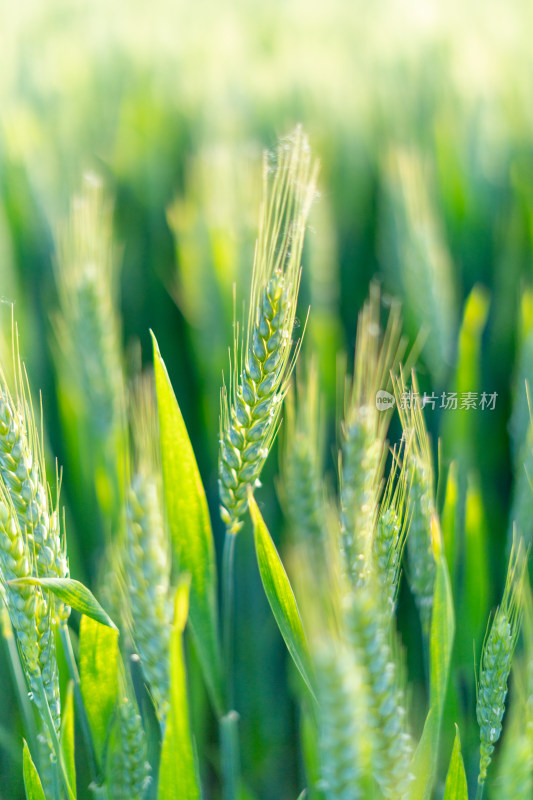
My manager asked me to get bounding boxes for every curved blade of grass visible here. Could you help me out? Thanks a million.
[443,726,468,800]
[152,331,223,716]
[22,740,46,800]
[60,682,77,798]
[249,495,315,699]
[409,516,455,800]
[79,616,119,763]
[10,578,116,630]
[158,576,201,800]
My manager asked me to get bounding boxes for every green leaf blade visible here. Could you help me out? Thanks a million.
[79,616,119,762]
[249,495,315,699]
[10,578,117,630]
[22,740,46,800]
[409,520,455,800]
[60,682,77,799]
[158,578,201,800]
[443,726,468,800]
[152,332,223,716]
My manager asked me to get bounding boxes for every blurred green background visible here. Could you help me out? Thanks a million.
[1,0,533,796]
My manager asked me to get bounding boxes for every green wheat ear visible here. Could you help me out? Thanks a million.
[393,370,436,637]
[374,443,409,617]
[0,323,68,790]
[476,537,527,793]
[53,172,126,520]
[122,373,172,726]
[339,285,406,586]
[108,679,151,800]
[315,637,369,800]
[280,359,326,550]
[218,127,318,534]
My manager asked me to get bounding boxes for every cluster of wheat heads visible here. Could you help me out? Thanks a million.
[281,319,530,800]
[0,127,532,800]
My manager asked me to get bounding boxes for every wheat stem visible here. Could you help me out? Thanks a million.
[222,530,237,710]
[220,711,240,800]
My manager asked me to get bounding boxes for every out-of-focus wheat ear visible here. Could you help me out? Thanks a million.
[373,443,410,617]
[339,285,406,586]
[343,577,414,799]
[315,637,370,800]
[279,360,326,550]
[108,684,151,800]
[122,373,172,726]
[393,370,436,637]
[476,537,527,793]
[293,533,372,800]
[494,586,533,800]
[379,146,457,387]
[53,173,126,516]
[218,128,318,534]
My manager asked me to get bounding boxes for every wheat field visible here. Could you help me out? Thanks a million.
[0,2,532,799]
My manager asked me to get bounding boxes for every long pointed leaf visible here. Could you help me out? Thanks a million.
[79,616,119,762]
[152,332,223,715]
[60,682,77,798]
[409,517,455,800]
[22,740,46,800]
[443,726,468,800]
[158,577,201,800]
[10,578,116,630]
[249,495,315,699]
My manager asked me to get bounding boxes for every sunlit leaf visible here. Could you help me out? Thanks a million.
[443,726,468,800]
[158,577,201,800]
[152,332,223,716]
[10,578,116,630]
[249,495,315,699]
[79,616,119,761]
[22,740,46,800]
[60,682,77,798]
[409,517,455,800]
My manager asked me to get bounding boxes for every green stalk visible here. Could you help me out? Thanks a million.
[222,531,236,709]
[220,711,240,800]
[221,532,240,800]
[475,781,485,800]
[59,624,100,785]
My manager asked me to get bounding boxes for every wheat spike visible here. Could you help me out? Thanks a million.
[343,581,413,799]
[393,371,436,636]
[280,360,326,549]
[315,638,368,800]
[123,375,172,725]
[108,692,150,800]
[218,128,318,534]
[339,287,405,585]
[476,538,526,789]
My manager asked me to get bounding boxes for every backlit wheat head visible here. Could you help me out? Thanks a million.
[394,371,436,636]
[339,287,405,585]
[476,537,526,790]
[122,375,172,726]
[219,128,318,534]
